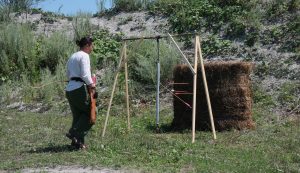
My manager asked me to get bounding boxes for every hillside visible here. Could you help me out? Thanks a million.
[12,11,169,38]
[4,3,299,116]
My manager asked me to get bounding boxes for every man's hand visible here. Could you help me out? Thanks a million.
[88,84,98,99]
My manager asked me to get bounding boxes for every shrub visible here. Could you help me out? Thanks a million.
[277,82,300,110]
[111,0,152,12]
[266,0,289,20]
[0,23,38,81]
[72,13,93,42]
[128,39,180,85]
[225,19,246,38]
[201,35,232,57]
[91,29,122,69]
[253,84,276,107]
[38,32,74,73]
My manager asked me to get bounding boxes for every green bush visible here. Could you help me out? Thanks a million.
[128,39,180,86]
[0,6,10,22]
[0,23,38,81]
[245,27,260,47]
[201,35,232,56]
[0,80,18,104]
[253,84,276,107]
[91,29,122,69]
[266,0,289,20]
[278,82,300,110]
[225,19,246,38]
[37,32,74,73]
[111,0,152,13]
[72,13,93,41]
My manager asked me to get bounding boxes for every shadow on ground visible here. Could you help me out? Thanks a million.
[27,144,78,153]
[146,123,191,133]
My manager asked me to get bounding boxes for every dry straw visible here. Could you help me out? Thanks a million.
[172,61,255,131]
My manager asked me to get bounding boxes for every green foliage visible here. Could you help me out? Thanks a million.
[261,15,299,52]
[30,7,43,14]
[0,5,10,22]
[201,35,232,56]
[0,80,18,104]
[72,13,93,42]
[91,29,122,69]
[40,11,59,24]
[253,84,276,107]
[0,59,67,106]
[150,0,300,49]
[110,0,152,13]
[117,16,133,26]
[113,0,143,12]
[225,19,246,38]
[266,0,290,20]
[20,74,37,103]
[0,23,38,81]
[128,39,180,86]
[0,0,44,22]
[279,16,300,52]
[245,27,260,47]
[148,0,182,15]
[0,0,44,13]
[278,82,300,110]
[37,32,74,73]
[0,22,74,83]
[288,0,300,12]
[95,0,154,16]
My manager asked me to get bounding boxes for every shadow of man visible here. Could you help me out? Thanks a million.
[27,144,78,153]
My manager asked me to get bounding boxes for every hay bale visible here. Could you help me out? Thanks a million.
[172,61,255,131]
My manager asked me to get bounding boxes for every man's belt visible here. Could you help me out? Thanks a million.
[70,77,85,84]
[70,77,98,99]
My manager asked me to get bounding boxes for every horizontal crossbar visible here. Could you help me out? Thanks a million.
[122,32,199,41]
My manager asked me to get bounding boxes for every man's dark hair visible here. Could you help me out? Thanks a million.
[76,36,93,48]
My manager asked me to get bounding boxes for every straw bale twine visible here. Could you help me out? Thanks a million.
[172,61,255,131]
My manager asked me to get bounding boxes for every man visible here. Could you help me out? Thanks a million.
[65,36,95,149]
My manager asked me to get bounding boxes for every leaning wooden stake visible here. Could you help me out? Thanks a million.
[102,44,126,137]
[124,42,131,130]
[197,37,217,140]
[192,36,199,143]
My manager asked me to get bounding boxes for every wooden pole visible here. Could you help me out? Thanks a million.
[156,38,160,130]
[192,36,199,143]
[197,37,217,140]
[122,32,199,41]
[168,33,196,75]
[124,42,131,131]
[102,44,125,138]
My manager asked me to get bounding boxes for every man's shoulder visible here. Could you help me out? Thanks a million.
[70,51,88,59]
[75,51,89,58]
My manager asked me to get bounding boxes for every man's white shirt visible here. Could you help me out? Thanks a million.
[66,51,93,91]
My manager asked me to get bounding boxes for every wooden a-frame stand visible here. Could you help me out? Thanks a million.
[101,34,217,143]
[101,42,131,138]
